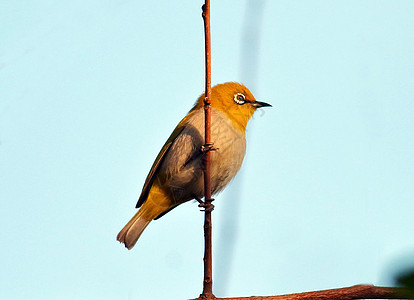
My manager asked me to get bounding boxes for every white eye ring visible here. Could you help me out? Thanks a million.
[234,93,246,105]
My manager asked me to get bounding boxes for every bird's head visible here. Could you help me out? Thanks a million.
[193,82,271,132]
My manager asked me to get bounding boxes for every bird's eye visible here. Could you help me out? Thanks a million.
[234,93,246,105]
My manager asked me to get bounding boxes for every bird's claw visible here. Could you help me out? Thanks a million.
[198,200,215,212]
[194,195,215,212]
[201,143,218,153]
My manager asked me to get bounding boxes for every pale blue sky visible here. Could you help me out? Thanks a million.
[1,1,414,299]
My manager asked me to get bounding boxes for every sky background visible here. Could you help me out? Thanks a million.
[1,1,414,299]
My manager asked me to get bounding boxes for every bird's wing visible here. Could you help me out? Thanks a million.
[135,112,195,208]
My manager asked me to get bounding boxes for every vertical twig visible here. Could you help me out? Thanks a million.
[200,0,214,299]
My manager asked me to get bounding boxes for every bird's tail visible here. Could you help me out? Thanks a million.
[117,186,170,249]
[117,208,151,250]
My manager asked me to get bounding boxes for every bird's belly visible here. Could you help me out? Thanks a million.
[209,127,246,195]
[162,108,246,203]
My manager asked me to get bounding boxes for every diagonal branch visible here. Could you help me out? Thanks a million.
[200,284,412,300]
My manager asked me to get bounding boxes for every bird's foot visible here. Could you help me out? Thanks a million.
[199,201,215,212]
[201,143,218,153]
[194,195,215,212]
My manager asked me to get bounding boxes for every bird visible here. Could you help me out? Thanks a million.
[117,82,271,249]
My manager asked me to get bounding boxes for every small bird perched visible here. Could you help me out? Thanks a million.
[117,82,271,249]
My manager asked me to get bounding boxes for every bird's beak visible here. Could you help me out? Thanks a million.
[251,100,272,108]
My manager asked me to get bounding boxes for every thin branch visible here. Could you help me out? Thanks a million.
[195,284,411,300]
[199,0,215,299]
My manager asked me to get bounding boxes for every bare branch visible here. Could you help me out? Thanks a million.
[193,284,411,300]
[199,0,214,299]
